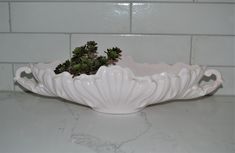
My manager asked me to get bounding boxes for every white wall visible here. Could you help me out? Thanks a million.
[0,0,234,95]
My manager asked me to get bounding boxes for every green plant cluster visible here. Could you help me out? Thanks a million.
[54,41,122,77]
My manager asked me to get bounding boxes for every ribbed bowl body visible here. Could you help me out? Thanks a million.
[15,56,223,114]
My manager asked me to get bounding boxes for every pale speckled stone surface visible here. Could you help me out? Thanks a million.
[0,92,234,153]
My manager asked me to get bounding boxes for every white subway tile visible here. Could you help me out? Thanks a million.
[0,64,13,91]
[132,3,235,35]
[0,3,9,32]
[0,34,69,62]
[11,3,130,33]
[205,67,235,95]
[192,36,235,66]
[71,34,191,64]
[196,0,235,2]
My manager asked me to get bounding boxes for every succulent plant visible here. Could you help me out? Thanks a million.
[54,41,122,77]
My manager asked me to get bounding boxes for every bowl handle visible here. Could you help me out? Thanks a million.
[14,66,55,97]
[199,69,223,95]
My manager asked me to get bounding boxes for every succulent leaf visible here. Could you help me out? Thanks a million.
[54,41,122,77]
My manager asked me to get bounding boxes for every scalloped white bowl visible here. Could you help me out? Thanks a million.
[14,56,223,114]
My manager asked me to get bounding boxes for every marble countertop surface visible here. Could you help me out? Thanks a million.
[0,92,234,153]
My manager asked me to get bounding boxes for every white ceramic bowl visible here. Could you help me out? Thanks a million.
[14,56,223,114]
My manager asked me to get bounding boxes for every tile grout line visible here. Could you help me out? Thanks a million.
[0,32,235,37]
[0,62,234,68]
[0,1,234,4]
[129,2,132,33]
[8,2,12,32]
[0,62,37,64]
[189,35,193,64]
[11,63,16,92]
[69,34,72,58]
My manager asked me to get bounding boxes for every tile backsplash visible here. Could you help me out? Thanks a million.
[0,34,70,62]
[0,3,9,32]
[11,3,130,33]
[0,0,234,96]
[71,34,191,64]
[132,3,235,35]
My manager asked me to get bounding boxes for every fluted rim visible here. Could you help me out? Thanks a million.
[14,57,216,114]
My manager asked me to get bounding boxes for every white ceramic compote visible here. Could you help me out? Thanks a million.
[15,56,223,114]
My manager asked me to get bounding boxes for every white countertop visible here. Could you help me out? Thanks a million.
[0,92,234,153]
